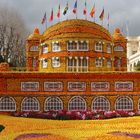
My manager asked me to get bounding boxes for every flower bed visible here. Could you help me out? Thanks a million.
[12,110,138,120]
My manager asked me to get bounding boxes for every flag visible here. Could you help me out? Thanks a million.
[49,9,53,22]
[73,0,77,14]
[57,4,60,18]
[63,2,68,15]
[99,8,104,20]
[90,4,95,17]
[41,12,46,24]
[107,13,110,29]
[83,1,87,15]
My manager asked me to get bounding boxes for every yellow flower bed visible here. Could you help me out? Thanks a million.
[0,115,140,140]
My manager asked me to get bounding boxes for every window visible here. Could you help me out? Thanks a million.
[68,96,86,111]
[42,45,48,54]
[95,42,102,52]
[0,97,16,111]
[107,44,111,53]
[114,57,121,67]
[78,41,88,51]
[67,57,88,72]
[138,99,140,111]
[21,82,39,91]
[115,82,133,91]
[67,41,77,51]
[44,82,63,91]
[52,57,60,67]
[67,41,88,51]
[42,59,48,68]
[44,97,63,111]
[68,82,86,91]
[107,59,112,68]
[132,51,137,55]
[115,96,133,111]
[30,46,38,51]
[95,58,103,67]
[91,82,110,91]
[114,46,124,51]
[32,58,37,67]
[21,97,40,112]
[52,42,60,52]
[92,96,110,111]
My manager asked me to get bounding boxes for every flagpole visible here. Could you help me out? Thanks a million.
[85,0,87,20]
[94,3,95,22]
[107,13,110,31]
[76,0,78,19]
[45,17,47,29]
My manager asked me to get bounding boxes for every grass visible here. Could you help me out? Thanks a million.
[0,115,140,140]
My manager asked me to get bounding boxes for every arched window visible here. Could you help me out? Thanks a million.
[92,96,110,111]
[114,46,124,51]
[21,97,40,112]
[52,42,60,52]
[44,97,63,111]
[138,98,140,111]
[68,96,86,111]
[115,96,133,111]
[52,57,60,67]
[0,97,16,111]
[30,46,38,51]
[107,44,112,53]
[107,59,112,68]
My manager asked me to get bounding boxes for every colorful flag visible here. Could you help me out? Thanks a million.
[41,12,46,24]
[90,4,95,17]
[99,8,104,21]
[49,9,53,22]
[57,4,60,18]
[83,0,87,15]
[63,2,68,15]
[73,0,77,14]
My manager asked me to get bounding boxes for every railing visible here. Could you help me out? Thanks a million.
[67,66,88,72]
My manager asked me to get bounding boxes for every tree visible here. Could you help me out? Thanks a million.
[134,62,140,71]
[0,5,28,67]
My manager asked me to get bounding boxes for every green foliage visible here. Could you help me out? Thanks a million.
[0,55,4,63]
[134,62,140,71]
[0,125,5,132]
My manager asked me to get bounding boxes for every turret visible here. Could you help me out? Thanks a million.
[113,28,127,71]
[26,28,41,71]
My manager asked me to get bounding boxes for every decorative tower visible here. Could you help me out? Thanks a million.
[113,28,127,71]
[26,28,41,71]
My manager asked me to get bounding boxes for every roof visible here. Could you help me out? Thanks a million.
[43,19,113,41]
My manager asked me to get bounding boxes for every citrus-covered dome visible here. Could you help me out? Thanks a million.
[43,19,112,41]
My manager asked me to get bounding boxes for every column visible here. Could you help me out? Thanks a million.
[86,57,89,72]
[80,57,83,72]
[75,57,78,72]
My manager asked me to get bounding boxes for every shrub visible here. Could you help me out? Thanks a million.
[12,110,138,120]
[0,125,5,132]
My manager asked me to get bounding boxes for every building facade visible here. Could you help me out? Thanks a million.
[26,20,127,72]
[127,36,140,71]
[0,72,140,112]
[1,19,140,113]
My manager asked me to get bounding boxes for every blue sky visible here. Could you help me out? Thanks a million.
[0,0,140,36]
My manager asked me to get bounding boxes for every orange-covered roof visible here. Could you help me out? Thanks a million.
[113,28,126,41]
[27,28,41,41]
[43,19,113,41]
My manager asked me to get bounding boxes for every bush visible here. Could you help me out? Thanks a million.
[0,125,5,132]
[12,110,138,120]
